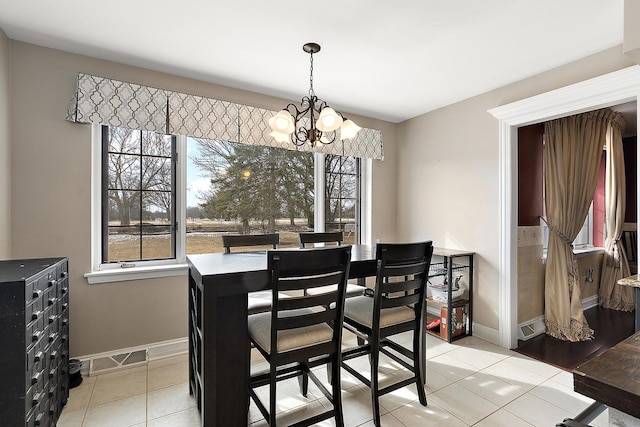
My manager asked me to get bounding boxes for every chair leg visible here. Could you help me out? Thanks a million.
[270,365,277,426]
[331,353,345,427]
[370,338,382,427]
[298,360,309,397]
[415,328,428,406]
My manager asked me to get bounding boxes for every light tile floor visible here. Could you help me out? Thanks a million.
[58,333,609,426]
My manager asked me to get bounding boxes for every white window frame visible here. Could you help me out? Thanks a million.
[541,203,595,253]
[85,124,372,284]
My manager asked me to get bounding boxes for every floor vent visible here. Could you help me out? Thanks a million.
[89,350,148,375]
[520,324,536,338]
[75,337,188,378]
[518,317,545,341]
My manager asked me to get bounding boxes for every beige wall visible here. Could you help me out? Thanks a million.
[8,41,397,357]
[517,227,544,324]
[0,28,10,258]
[397,46,636,332]
[624,0,640,63]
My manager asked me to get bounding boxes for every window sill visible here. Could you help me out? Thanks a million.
[85,263,189,284]
[541,247,604,263]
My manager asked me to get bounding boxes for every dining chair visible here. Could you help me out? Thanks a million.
[248,246,352,427]
[340,241,434,427]
[222,233,279,253]
[621,224,638,274]
[298,231,344,248]
[298,231,363,299]
[221,233,283,315]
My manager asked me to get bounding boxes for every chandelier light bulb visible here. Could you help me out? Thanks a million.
[269,110,295,134]
[340,119,362,140]
[317,107,343,132]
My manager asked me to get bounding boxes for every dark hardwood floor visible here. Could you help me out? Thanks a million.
[514,306,635,371]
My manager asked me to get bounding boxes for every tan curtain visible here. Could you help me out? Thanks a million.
[599,112,635,311]
[544,110,616,341]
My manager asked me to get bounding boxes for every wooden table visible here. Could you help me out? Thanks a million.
[186,245,377,427]
[573,331,640,419]
[617,275,640,332]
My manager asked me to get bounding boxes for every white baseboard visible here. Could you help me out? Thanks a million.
[472,322,499,345]
[74,337,188,377]
[582,294,599,310]
[427,305,499,346]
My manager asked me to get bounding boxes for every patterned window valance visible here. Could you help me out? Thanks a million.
[66,73,384,160]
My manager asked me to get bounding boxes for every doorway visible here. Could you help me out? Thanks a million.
[489,65,640,349]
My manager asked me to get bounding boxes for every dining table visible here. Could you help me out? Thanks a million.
[186,244,378,427]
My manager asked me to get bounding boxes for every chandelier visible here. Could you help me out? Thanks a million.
[269,42,361,146]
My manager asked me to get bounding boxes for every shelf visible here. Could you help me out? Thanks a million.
[425,312,442,338]
[428,262,468,277]
[425,307,468,341]
[425,250,474,342]
[426,297,469,307]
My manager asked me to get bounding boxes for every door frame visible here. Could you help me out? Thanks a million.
[489,65,640,349]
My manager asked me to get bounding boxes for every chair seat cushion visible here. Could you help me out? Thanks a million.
[247,291,289,315]
[344,296,415,329]
[248,309,334,354]
[305,283,364,298]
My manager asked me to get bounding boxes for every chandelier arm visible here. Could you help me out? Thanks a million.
[319,130,338,145]
[283,102,302,117]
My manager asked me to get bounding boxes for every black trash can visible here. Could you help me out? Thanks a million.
[69,359,83,388]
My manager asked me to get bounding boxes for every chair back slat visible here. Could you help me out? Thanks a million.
[298,231,344,248]
[381,292,421,310]
[277,271,343,292]
[384,261,428,277]
[278,292,338,311]
[381,275,425,295]
[222,233,279,253]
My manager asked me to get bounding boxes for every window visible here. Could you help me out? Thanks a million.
[102,126,176,263]
[325,155,360,244]
[89,125,370,280]
[541,203,594,251]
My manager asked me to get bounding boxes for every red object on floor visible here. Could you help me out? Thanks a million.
[426,318,441,330]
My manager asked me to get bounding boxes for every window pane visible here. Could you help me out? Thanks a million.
[108,127,141,154]
[142,234,172,260]
[186,138,313,254]
[141,131,172,156]
[108,154,142,191]
[107,228,141,262]
[142,157,172,191]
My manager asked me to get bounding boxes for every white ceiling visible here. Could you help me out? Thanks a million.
[0,0,626,123]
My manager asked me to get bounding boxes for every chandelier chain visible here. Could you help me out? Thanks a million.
[309,51,315,98]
